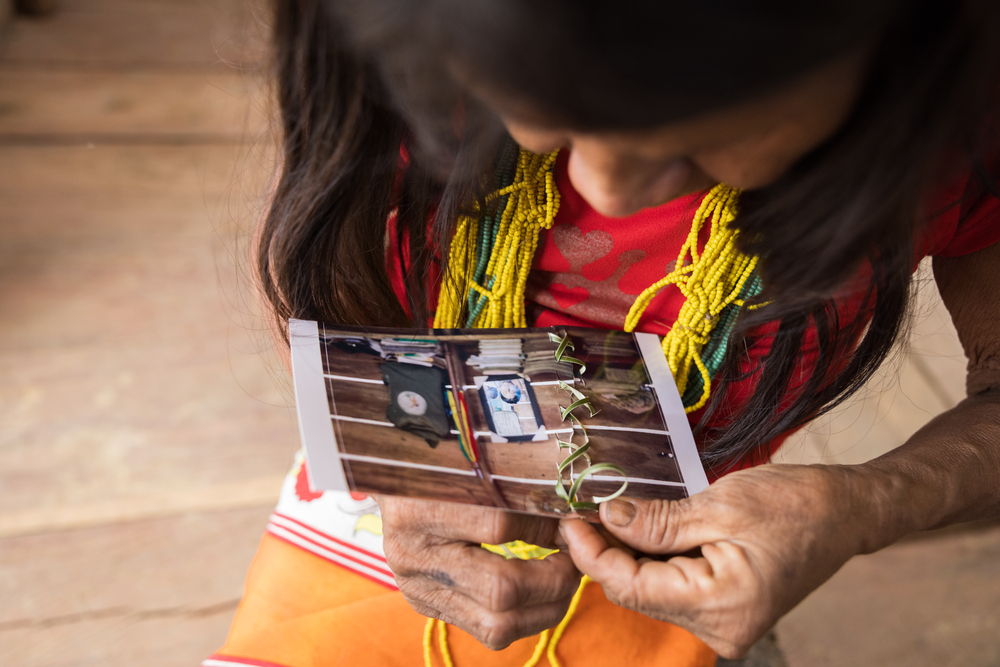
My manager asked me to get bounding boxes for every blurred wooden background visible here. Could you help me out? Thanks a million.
[0,1,996,665]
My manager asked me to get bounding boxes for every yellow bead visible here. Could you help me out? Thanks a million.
[435,153,758,415]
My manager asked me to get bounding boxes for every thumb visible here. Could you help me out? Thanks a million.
[599,496,712,555]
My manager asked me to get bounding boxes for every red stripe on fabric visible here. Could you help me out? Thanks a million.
[266,521,394,579]
[266,531,399,591]
[271,511,388,561]
[202,654,291,667]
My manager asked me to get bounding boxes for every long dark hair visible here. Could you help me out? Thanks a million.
[258,0,999,470]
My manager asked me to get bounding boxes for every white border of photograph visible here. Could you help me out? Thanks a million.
[635,332,709,493]
[290,320,710,506]
[289,318,348,491]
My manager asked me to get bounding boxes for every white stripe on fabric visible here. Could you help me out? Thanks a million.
[268,515,388,570]
[266,524,397,588]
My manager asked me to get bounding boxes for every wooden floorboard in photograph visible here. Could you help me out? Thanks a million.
[343,459,498,507]
[477,438,562,480]
[493,478,688,515]
[583,430,682,482]
[323,348,385,382]
[327,377,392,421]
[478,430,682,483]
[333,419,472,472]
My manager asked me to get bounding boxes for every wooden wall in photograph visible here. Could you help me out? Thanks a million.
[495,479,688,515]
[529,383,667,431]
[478,431,681,483]
[324,347,384,381]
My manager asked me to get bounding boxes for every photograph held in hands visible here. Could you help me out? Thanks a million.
[290,319,708,518]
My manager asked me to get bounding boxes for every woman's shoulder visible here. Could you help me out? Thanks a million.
[919,152,1000,259]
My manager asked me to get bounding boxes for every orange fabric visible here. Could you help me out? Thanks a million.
[214,535,717,667]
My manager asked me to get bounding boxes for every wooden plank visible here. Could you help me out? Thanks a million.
[0,505,269,623]
[345,459,497,507]
[334,419,472,471]
[325,347,387,381]
[479,439,561,480]
[0,67,271,138]
[585,430,682,481]
[330,421,682,484]
[530,383,667,431]
[2,612,236,667]
[778,524,1000,667]
[328,378,393,421]
[481,430,681,483]
[0,0,269,68]
[0,144,290,536]
[495,479,687,515]
[0,505,270,666]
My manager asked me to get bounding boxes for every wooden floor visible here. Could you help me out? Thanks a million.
[0,2,290,664]
[0,2,996,666]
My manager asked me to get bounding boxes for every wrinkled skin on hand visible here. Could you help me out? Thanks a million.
[377,495,582,650]
[560,463,866,658]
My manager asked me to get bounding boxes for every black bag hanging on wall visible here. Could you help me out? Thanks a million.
[381,361,451,447]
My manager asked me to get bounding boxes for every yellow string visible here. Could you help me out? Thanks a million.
[481,539,559,560]
[437,619,455,667]
[422,618,458,667]
[421,577,590,667]
[546,575,591,667]
[423,617,435,667]
[524,629,551,667]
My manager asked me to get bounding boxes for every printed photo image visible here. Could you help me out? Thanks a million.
[290,319,709,518]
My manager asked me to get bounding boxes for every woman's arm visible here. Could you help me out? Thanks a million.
[852,240,1000,552]
[560,240,1000,658]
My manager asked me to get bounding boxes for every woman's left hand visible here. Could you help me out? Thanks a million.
[559,463,875,659]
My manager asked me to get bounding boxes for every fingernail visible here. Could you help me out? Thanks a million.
[604,499,636,527]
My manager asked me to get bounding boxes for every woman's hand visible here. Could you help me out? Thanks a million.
[559,463,873,658]
[378,495,582,649]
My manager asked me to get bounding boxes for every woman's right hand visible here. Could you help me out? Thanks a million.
[377,495,582,650]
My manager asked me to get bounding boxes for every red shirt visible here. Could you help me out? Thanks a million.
[529,154,1000,330]
[391,152,1000,470]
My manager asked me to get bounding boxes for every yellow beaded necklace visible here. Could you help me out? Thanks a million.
[434,149,562,329]
[434,147,762,413]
